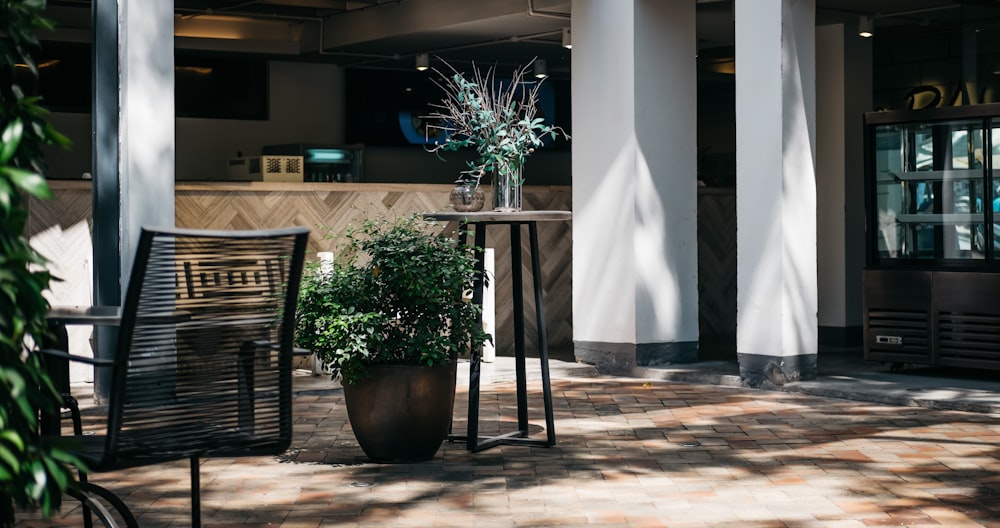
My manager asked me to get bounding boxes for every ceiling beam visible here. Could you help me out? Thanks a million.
[253,0,379,8]
[318,0,552,49]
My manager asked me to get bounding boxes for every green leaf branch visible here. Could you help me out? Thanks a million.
[424,59,568,187]
[295,214,491,386]
[0,1,77,524]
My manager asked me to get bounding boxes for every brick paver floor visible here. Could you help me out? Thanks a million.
[16,375,1000,527]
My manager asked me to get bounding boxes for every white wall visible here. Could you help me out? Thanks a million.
[45,60,345,182]
[44,59,572,185]
[816,23,870,338]
[45,113,91,180]
[844,27,871,331]
[816,24,847,328]
[177,61,343,180]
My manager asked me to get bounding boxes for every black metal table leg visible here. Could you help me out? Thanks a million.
[455,221,556,451]
[529,222,556,446]
[428,211,570,452]
[510,223,530,436]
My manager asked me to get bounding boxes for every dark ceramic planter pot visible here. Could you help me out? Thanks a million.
[342,362,457,463]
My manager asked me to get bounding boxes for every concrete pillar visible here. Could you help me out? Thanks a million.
[816,24,871,346]
[572,0,699,374]
[92,0,175,402]
[734,0,818,386]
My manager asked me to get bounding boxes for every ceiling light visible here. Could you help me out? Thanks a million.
[534,59,548,79]
[415,53,429,71]
[858,15,874,38]
[562,27,572,49]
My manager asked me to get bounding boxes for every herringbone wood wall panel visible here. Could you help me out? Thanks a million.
[175,183,573,356]
[26,181,97,378]
[697,188,737,338]
[31,183,743,363]
[31,182,574,358]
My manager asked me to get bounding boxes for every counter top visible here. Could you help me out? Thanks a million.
[425,210,572,223]
[46,181,570,193]
[176,182,457,193]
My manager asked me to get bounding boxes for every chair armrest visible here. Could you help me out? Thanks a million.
[136,309,192,325]
[48,305,122,326]
[36,347,116,367]
[247,339,312,356]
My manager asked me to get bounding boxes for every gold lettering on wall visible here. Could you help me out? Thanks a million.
[905,81,995,110]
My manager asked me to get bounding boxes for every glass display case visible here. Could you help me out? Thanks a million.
[871,117,992,262]
[864,103,1000,370]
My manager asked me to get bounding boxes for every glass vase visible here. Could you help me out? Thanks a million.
[492,165,523,212]
[449,182,485,212]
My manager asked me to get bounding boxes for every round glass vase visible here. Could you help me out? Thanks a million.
[492,165,523,212]
[449,182,485,212]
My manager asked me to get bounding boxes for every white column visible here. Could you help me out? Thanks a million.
[735,0,818,386]
[120,0,176,267]
[572,0,699,373]
[92,0,175,402]
[93,0,175,298]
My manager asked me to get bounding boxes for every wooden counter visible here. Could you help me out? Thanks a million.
[29,181,573,356]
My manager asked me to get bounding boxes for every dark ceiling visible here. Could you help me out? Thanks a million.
[41,0,1000,76]
[171,0,390,18]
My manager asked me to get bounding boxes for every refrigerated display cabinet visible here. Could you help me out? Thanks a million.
[864,103,1000,370]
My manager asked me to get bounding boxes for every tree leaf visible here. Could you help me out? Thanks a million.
[3,167,52,199]
[0,119,24,164]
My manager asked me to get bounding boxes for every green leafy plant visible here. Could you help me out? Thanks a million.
[0,0,80,525]
[295,214,491,386]
[424,59,568,189]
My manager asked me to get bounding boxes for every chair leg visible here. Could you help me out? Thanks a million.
[63,394,97,527]
[64,393,84,436]
[190,456,201,527]
[67,482,139,528]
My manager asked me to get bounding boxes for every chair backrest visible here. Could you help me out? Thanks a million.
[103,226,309,467]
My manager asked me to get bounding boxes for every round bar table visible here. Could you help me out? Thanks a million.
[424,210,571,452]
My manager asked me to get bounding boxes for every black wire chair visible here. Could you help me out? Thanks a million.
[40,225,309,527]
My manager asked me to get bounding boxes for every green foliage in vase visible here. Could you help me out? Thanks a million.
[424,59,568,187]
[295,214,491,386]
[0,0,80,525]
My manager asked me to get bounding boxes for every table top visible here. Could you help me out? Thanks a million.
[424,210,572,223]
[48,305,122,325]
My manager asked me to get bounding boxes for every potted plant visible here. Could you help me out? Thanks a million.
[295,214,490,463]
[424,59,568,212]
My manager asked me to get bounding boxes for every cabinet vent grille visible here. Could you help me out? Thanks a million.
[938,312,1000,366]
[867,309,929,358]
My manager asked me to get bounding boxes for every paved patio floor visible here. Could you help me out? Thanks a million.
[15,360,1000,528]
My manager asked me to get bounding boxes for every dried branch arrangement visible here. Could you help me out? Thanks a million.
[424,59,567,188]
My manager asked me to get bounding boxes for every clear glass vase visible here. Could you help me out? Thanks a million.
[492,164,523,212]
[449,182,485,212]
